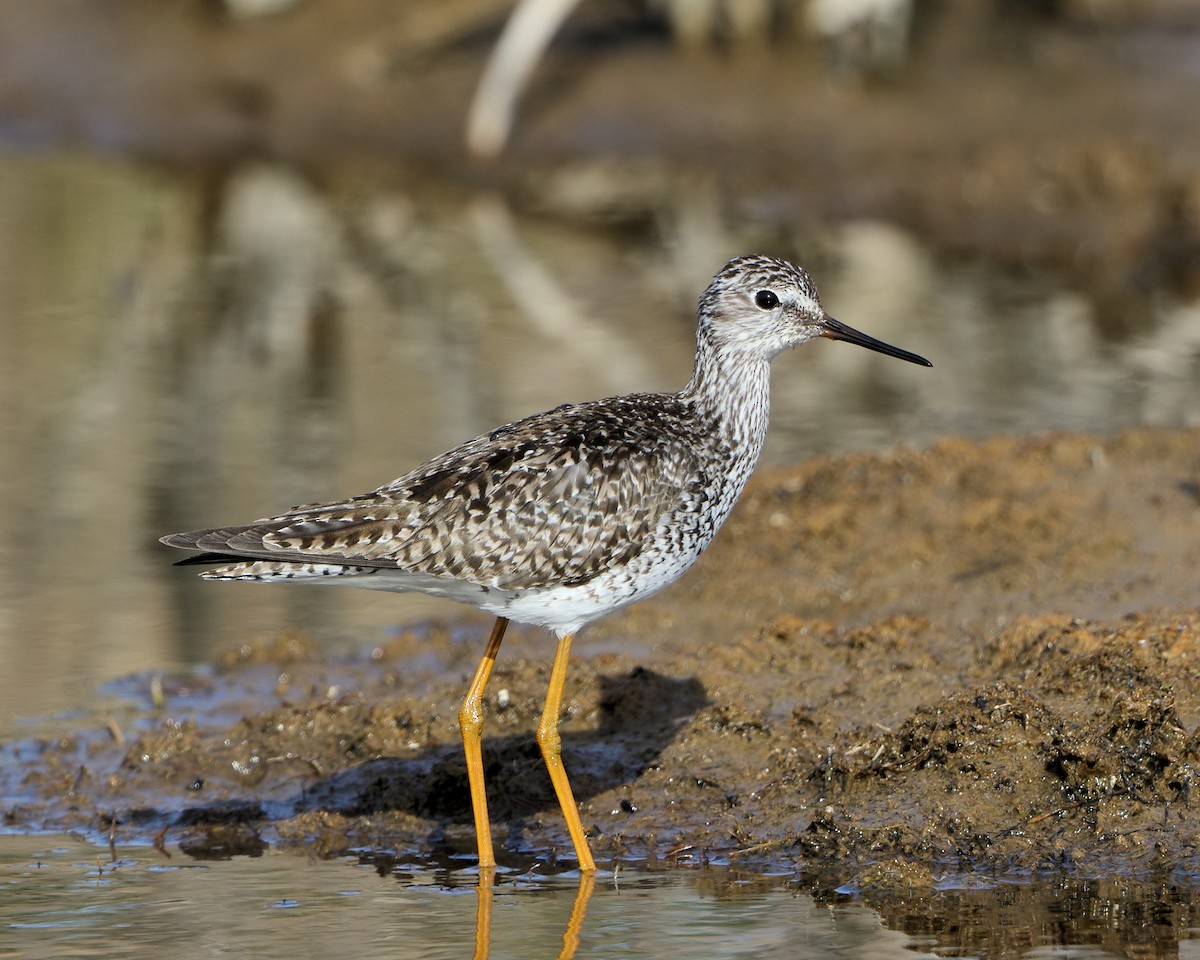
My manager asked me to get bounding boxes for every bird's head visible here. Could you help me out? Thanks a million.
[698,254,932,367]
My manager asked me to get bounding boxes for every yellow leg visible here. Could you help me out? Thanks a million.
[536,633,597,873]
[460,616,509,871]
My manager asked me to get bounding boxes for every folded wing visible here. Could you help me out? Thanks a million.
[162,396,704,591]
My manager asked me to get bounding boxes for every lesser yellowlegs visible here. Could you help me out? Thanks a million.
[161,254,932,872]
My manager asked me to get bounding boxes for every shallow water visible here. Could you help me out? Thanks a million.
[4,835,1200,960]
[0,837,910,960]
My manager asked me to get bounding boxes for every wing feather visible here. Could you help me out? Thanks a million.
[162,395,707,591]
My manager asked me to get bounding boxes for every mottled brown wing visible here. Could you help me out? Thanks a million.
[166,396,705,591]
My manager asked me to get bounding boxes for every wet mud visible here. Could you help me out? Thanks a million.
[6,427,1200,883]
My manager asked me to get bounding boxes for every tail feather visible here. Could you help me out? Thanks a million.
[160,527,252,551]
[172,552,239,567]
[159,526,401,570]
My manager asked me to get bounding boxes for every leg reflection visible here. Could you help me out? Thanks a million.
[556,871,595,960]
[471,868,597,960]
[473,867,496,960]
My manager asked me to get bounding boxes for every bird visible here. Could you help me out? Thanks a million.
[161,254,932,873]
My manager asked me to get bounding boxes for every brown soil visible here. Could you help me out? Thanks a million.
[6,427,1200,884]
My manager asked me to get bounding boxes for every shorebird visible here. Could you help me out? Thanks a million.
[161,254,931,873]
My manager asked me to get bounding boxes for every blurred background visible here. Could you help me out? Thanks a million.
[1,0,1198,733]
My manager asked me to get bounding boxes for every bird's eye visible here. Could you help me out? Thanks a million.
[754,290,779,310]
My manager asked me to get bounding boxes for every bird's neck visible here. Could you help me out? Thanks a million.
[681,333,772,455]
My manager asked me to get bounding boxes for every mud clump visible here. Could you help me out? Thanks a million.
[4,428,1200,881]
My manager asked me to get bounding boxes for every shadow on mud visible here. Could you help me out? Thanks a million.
[161,668,708,862]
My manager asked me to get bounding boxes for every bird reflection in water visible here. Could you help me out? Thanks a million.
[472,869,596,960]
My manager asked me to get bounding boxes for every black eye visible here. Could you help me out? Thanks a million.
[754,290,779,310]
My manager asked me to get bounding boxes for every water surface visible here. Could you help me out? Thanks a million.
[4,836,1200,959]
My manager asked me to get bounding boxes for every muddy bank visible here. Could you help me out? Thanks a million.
[5,427,1200,882]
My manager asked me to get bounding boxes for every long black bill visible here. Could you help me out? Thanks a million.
[820,315,932,367]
